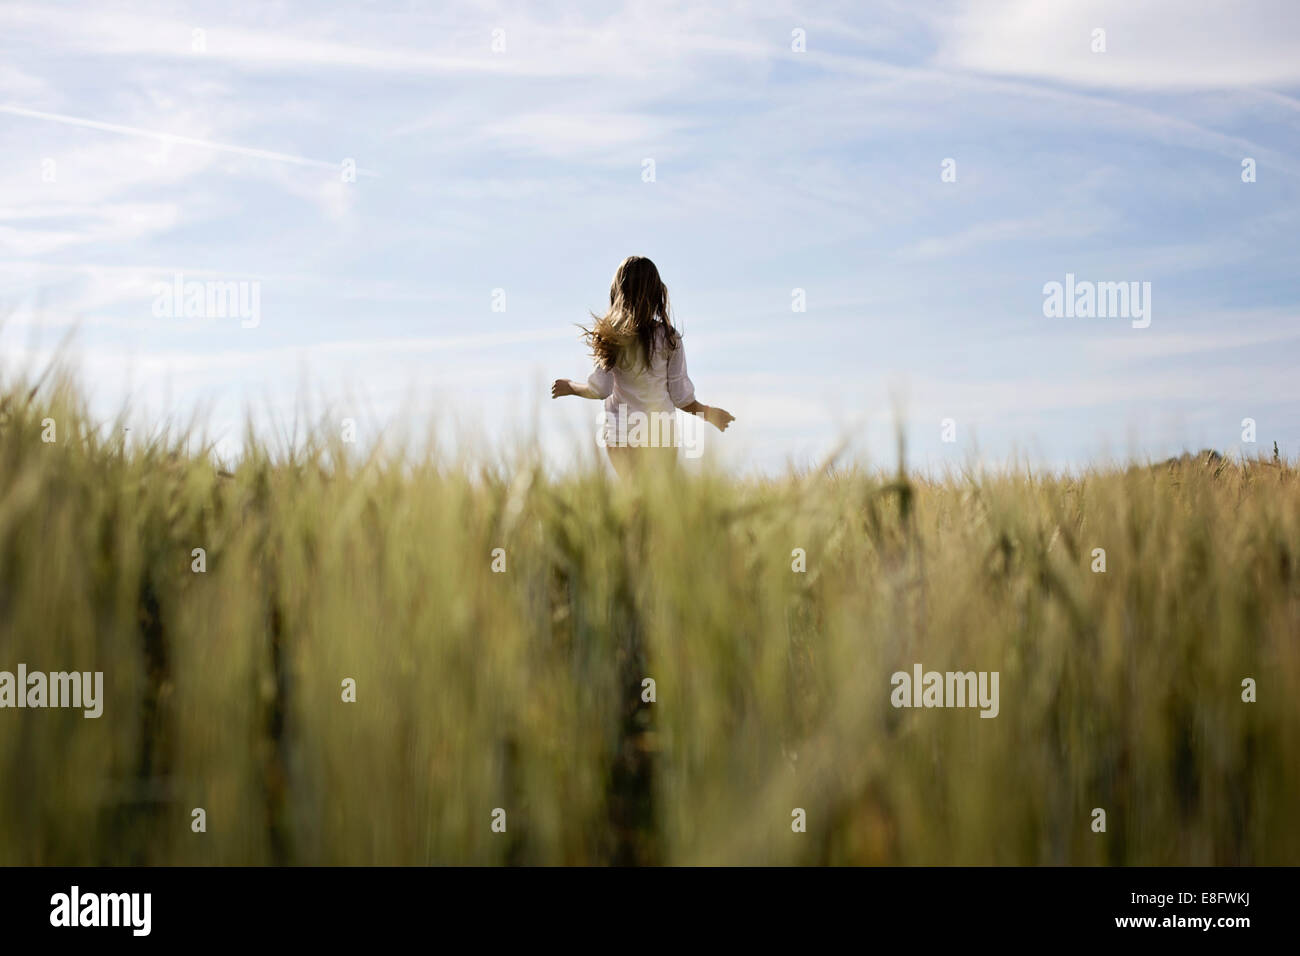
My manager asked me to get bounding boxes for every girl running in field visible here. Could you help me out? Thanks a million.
[552,256,734,477]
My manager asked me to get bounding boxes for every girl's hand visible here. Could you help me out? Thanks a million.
[704,406,735,432]
[551,379,576,398]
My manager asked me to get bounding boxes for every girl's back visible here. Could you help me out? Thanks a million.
[587,323,695,418]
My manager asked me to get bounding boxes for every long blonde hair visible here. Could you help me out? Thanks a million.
[582,255,680,371]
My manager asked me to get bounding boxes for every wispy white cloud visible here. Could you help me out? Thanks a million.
[0,105,378,175]
[937,0,1300,91]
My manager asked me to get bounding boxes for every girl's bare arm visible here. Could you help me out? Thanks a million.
[679,399,735,432]
[551,379,602,399]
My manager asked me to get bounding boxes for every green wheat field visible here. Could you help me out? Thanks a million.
[1,371,1297,866]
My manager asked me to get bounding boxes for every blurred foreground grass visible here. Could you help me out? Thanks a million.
[1,373,1297,865]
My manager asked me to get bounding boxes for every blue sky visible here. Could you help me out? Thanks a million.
[2,0,1298,473]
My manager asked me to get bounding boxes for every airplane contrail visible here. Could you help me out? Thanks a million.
[0,104,379,177]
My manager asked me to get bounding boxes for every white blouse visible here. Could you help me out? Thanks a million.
[586,324,696,447]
